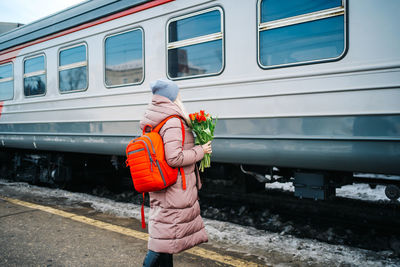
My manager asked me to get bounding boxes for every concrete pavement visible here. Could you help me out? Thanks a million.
[0,196,265,267]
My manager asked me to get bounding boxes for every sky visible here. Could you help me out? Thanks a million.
[0,0,87,25]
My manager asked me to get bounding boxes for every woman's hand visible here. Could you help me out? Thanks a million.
[202,141,212,154]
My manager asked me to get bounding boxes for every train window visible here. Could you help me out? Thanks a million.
[0,62,13,101]
[258,0,345,68]
[23,54,46,97]
[58,43,88,92]
[104,28,144,87]
[167,7,224,79]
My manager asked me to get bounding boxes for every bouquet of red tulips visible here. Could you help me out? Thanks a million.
[189,110,217,172]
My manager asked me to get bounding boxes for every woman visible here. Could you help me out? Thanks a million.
[140,79,212,267]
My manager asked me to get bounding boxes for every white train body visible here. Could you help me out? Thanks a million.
[0,0,399,175]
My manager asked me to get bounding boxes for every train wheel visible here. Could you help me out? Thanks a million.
[385,185,400,201]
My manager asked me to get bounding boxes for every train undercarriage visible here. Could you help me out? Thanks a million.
[1,148,399,201]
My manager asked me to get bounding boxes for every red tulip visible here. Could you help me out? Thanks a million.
[188,110,217,172]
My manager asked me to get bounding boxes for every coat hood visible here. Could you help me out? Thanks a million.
[140,94,186,131]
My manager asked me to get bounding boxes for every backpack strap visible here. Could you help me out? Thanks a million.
[142,124,153,135]
[153,115,186,190]
[153,115,181,132]
[141,192,146,229]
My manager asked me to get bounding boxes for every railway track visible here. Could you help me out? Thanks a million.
[198,184,400,255]
[2,151,399,255]
[61,169,400,255]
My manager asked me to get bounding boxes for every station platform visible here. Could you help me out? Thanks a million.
[2,180,398,267]
[0,195,265,267]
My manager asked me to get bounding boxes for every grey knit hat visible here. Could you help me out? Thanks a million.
[150,79,179,101]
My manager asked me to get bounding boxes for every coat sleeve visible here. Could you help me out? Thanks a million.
[160,118,204,168]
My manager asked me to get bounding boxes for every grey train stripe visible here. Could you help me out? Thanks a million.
[0,115,399,139]
[1,133,399,175]
[1,115,399,175]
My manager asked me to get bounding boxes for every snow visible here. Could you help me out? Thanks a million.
[1,179,399,266]
[265,181,295,192]
[206,219,397,266]
[337,183,388,201]
[265,182,389,202]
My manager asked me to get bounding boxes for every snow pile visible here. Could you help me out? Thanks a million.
[205,219,396,266]
[265,181,295,192]
[1,179,399,266]
[266,182,389,201]
[337,183,387,201]
[0,180,146,220]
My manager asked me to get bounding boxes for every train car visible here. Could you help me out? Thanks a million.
[0,0,399,199]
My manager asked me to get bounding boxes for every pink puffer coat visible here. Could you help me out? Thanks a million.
[139,94,208,254]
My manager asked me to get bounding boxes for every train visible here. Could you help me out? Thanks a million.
[0,0,399,200]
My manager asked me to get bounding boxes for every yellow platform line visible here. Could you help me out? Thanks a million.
[1,196,262,267]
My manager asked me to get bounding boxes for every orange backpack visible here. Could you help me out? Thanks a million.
[126,115,186,228]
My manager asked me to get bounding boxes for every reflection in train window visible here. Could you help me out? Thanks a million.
[167,8,224,79]
[0,62,13,101]
[104,28,144,87]
[258,0,345,68]
[24,54,46,97]
[58,44,88,92]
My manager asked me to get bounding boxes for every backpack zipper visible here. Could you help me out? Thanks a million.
[142,136,167,186]
[155,160,167,186]
[142,136,156,154]
[135,140,154,172]
[127,148,144,155]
